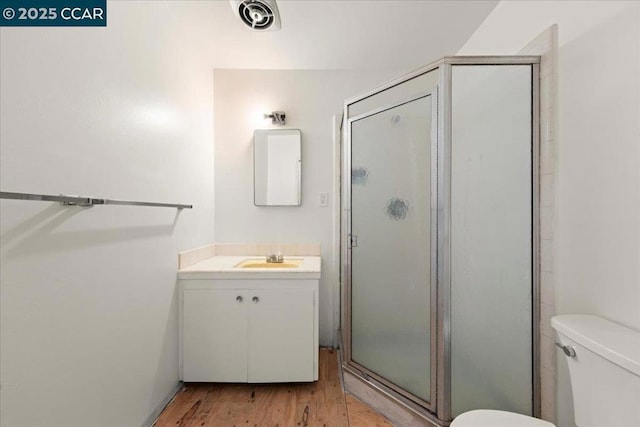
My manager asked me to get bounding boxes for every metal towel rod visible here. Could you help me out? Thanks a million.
[0,191,192,209]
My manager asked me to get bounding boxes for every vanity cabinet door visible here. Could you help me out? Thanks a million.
[247,288,314,382]
[183,289,248,382]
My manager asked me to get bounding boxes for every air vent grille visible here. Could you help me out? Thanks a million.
[238,0,276,30]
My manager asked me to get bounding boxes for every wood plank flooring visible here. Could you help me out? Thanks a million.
[153,348,392,427]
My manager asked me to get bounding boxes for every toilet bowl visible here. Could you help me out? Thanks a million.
[450,410,554,427]
[451,315,640,427]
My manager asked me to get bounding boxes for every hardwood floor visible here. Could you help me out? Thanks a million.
[154,348,392,427]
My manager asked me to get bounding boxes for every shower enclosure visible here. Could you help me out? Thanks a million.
[341,56,540,425]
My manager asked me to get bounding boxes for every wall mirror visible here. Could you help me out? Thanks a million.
[254,129,302,206]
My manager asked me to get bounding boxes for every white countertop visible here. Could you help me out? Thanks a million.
[178,256,321,280]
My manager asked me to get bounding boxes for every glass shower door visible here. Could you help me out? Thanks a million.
[348,91,436,407]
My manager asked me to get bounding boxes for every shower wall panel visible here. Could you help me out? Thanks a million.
[449,64,533,417]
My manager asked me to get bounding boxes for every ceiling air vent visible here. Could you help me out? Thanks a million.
[230,0,281,31]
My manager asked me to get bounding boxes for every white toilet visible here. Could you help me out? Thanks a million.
[451,314,640,427]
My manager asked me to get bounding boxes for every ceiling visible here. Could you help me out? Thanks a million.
[177,0,499,70]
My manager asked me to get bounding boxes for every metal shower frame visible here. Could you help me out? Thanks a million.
[340,56,541,425]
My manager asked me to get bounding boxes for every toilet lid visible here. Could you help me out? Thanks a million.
[451,410,555,427]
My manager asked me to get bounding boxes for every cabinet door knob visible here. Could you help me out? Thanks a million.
[252,296,259,303]
[236,296,243,303]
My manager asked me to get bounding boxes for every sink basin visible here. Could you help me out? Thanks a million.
[235,258,303,269]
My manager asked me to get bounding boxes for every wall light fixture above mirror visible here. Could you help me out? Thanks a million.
[254,129,301,206]
[264,111,286,125]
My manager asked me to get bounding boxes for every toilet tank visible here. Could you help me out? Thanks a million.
[551,315,640,427]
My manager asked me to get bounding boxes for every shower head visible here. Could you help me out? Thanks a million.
[229,0,281,31]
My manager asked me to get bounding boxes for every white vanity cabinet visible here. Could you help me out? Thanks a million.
[180,278,319,383]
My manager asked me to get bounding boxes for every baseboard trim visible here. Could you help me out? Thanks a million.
[141,381,184,427]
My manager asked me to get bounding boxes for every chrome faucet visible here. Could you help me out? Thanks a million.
[266,253,284,263]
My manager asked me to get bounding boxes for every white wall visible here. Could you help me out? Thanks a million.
[0,2,215,426]
[459,2,640,426]
[213,69,399,346]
